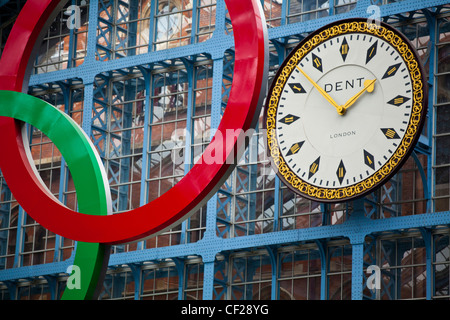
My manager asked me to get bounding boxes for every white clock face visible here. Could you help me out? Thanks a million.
[265,20,427,202]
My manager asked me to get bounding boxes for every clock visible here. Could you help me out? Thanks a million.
[264,18,428,203]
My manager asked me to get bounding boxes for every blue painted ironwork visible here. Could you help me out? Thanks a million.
[0,184,10,270]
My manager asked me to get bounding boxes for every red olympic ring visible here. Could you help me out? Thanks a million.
[0,0,269,245]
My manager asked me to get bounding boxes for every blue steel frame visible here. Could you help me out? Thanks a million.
[0,0,449,300]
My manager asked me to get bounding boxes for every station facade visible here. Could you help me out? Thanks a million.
[0,0,449,300]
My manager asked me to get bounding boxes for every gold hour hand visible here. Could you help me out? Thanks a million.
[342,79,376,112]
[295,66,344,115]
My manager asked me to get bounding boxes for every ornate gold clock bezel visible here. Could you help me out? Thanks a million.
[264,18,428,203]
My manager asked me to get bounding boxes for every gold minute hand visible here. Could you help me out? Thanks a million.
[295,66,344,115]
[342,79,376,112]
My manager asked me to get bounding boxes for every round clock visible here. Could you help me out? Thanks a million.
[264,18,427,203]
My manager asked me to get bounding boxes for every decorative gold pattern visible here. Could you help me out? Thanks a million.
[266,21,425,201]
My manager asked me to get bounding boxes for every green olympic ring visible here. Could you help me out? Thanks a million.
[0,90,111,300]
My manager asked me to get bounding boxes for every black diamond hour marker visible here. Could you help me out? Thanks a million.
[382,63,402,79]
[311,53,323,72]
[364,150,375,170]
[286,141,305,156]
[366,40,378,64]
[308,157,320,179]
[336,160,346,185]
[387,95,410,106]
[288,83,307,94]
[381,128,400,139]
[279,114,300,125]
[340,37,349,62]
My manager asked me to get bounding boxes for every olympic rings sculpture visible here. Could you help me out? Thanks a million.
[0,0,268,299]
